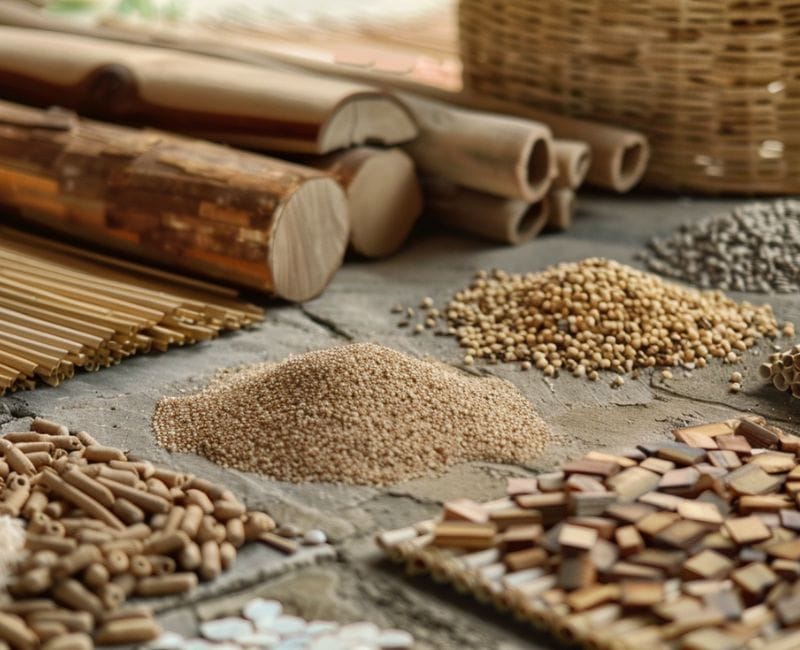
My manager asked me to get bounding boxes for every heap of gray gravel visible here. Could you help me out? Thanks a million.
[642,199,800,293]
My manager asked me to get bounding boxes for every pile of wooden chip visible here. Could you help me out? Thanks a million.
[0,418,308,649]
[378,415,800,650]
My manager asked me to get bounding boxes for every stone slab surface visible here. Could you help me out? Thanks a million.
[3,193,799,649]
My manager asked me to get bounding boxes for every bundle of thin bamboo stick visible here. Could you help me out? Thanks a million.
[0,227,263,395]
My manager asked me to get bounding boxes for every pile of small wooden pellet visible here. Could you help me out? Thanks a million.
[0,227,264,395]
[378,414,800,650]
[760,345,800,399]
[0,417,307,650]
[153,343,551,485]
[396,258,783,380]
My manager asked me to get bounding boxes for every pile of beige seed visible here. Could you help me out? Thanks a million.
[401,258,782,380]
[153,343,550,485]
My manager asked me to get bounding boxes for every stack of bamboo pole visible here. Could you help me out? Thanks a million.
[0,227,263,395]
[0,9,650,249]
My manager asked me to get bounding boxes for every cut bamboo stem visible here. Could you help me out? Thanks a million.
[310,147,423,258]
[425,180,549,245]
[399,93,554,202]
[0,99,349,301]
[0,26,417,154]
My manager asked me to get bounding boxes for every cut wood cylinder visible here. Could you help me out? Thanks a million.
[0,100,349,301]
[554,140,591,190]
[547,189,577,232]
[399,94,554,202]
[310,148,423,258]
[425,180,549,245]
[0,26,417,154]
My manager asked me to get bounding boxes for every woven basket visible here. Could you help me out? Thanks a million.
[459,0,800,194]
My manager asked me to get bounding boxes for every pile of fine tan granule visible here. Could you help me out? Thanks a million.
[153,343,550,485]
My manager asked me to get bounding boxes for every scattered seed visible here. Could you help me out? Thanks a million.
[413,324,424,335]
[661,370,673,380]
[520,361,532,371]
[730,371,743,383]
[463,354,474,365]
[420,297,434,308]
[730,382,741,393]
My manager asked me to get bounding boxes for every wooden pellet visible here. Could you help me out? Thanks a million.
[27,610,93,634]
[226,518,245,548]
[178,542,202,571]
[0,611,38,650]
[39,470,124,531]
[128,555,152,578]
[83,562,109,590]
[0,439,36,476]
[184,488,215,514]
[82,446,126,463]
[199,540,221,581]
[94,617,160,645]
[60,466,114,508]
[243,511,276,539]
[40,632,93,650]
[95,477,169,514]
[111,498,145,525]
[53,545,102,578]
[51,579,104,619]
[136,573,198,597]
[30,419,69,437]
[219,541,236,570]
[25,535,77,555]
[146,555,176,576]
[213,499,246,521]
[29,620,66,643]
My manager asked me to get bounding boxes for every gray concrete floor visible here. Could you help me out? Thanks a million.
[3,193,800,649]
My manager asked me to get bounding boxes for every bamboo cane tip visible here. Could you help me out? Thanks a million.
[510,198,549,245]
[614,139,650,193]
[348,149,422,258]
[526,137,552,190]
[269,177,349,302]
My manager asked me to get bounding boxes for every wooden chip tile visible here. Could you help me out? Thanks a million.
[673,421,735,440]
[500,524,543,551]
[570,492,618,517]
[775,593,800,626]
[629,548,686,572]
[443,498,489,523]
[780,509,800,531]
[565,474,607,493]
[725,464,783,496]
[504,546,548,572]
[584,450,637,468]
[609,561,663,581]
[749,451,796,474]
[656,444,707,466]
[589,538,619,572]
[615,525,645,556]
[620,581,664,607]
[772,558,800,580]
[702,588,743,620]
[680,628,739,650]
[736,418,780,449]
[715,434,752,455]
[635,511,681,536]
[656,519,711,549]
[557,553,595,590]
[536,471,565,492]
[724,516,772,544]
[738,495,793,514]
[606,467,660,501]
[567,516,617,539]
[731,562,778,596]
[433,521,497,549]
[506,477,538,496]
[678,500,724,524]
[707,450,742,469]
[565,583,620,611]
[683,549,734,580]
[638,491,689,511]
[674,429,718,450]
[767,539,800,561]
[562,458,621,478]
[605,502,657,524]
[558,523,598,550]
[659,466,701,489]
[639,457,675,475]
[489,508,542,530]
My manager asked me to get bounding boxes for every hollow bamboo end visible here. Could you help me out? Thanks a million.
[269,177,349,302]
[347,149,423,258]
[509,198,550,245]
[522,136,553,200]
[614,139,650,193]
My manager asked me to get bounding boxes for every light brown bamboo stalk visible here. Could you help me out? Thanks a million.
[398,93,554,202]
[0,26,417,155]
[310,147,423,258]
[425,180,549,245]
[0,99,349,301]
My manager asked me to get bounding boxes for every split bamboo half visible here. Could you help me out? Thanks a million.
[0,99,349,301]
[0,26,417,154]
[0,226,263,394]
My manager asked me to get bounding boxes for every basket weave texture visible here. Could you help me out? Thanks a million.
[459,0,800,194]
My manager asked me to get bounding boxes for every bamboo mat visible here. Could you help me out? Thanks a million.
[0,226,263,394]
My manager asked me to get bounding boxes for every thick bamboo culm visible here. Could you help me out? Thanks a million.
[310,147,423,258]
[0,226,263,395]
[0,10,625,198]
[0,26,417,155]
[425,180,550,245]
[399,93,554,202]
[377,414,800,650]
[0,99,349,301]
[547,189,577,232]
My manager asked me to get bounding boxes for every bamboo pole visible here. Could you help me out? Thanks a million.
[0,26,417,155]
[547,189,577,232]
[425,180,549,245]
[399,94,554,202]
[310,147,423,258]
[0,99,349,301]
